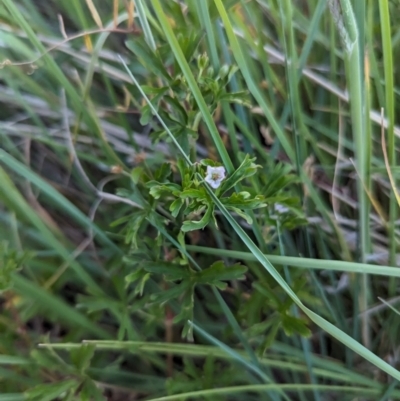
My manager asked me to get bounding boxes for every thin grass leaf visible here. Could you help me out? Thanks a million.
[12,274,111,339]
[187,246,400,277]
[379,0,397,272]
[135,384,386,401]
[0,166,106,295]
[0,150,120,254]
[150,0,234,173]
[213,0,294,162]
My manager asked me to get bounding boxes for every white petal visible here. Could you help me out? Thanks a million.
[206,165,216,175]
[206,165,225,177]
[213,166,226,178]
[205,177,219,188]
[208,180,221,189]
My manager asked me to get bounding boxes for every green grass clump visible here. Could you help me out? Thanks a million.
[1,0,400,400]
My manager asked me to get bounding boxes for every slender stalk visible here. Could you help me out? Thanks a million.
[150,0,234,174]
[379,0,397,283]
[330,0,370,347]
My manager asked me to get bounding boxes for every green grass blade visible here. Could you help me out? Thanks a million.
[150,0,234,173]
[187,246,400,277]
[0,395,26,401]
[213,0,294,162]
[12,274,111,339]
[140,384,383,401]
[0,150,120,254]
[0,166,105,295]
[379,0,397,272]
[202,186,400,381]
[189,321,276,387]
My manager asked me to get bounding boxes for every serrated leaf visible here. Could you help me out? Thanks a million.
[197,261,247,284]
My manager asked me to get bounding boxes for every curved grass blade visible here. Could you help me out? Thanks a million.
[12,274,111,339]
[0,166,105,295]
[150,0,234,173]
[0,150,120,254]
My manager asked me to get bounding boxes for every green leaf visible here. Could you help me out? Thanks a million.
[125,269,144,286]
[125,39,171,81]
[164,95,188,125]
[176,29,204,63]
[180,188,207,200]
[135,273,151,296]
[0,242,30,293]
[281,314,311,338]
[222,193,267,210]
[79,378,106,401]
[226,207,253,224]
[140,104,153,125]
[124,211,147,249]
[150,281,192,304]
[154,162,173,181]
[218,91,251,107]
[218,64,238,83]
[261,163,299,198]
[259,319,281,356]
[26,380,78,401]
[141,85,169,95]
[147,182,181,199]
[142,261,191,280]
[70,344,96,374]
[219,154,260,194]
[170,198,184,217]
[200,159,221,167]
[181,204,213,232]
[197,261,247,284]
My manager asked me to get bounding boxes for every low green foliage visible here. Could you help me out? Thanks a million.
[1,0,400,400]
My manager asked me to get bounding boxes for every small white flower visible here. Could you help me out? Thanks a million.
[205,165,226,189]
